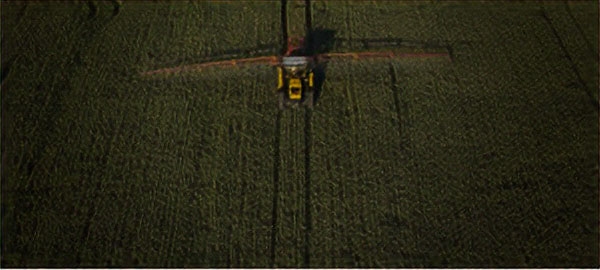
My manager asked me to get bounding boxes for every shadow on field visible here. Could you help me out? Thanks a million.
[16,3,29,23]
[305,28,459,105]
[86,1,98,18]
[86,0,122,19]
[148,43,281,71]
[1,57,15,85]
[307,28,336,106]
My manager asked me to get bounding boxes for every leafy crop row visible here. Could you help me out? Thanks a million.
[305,1,598,267]
[2,2,280,267]
[1,1,598,268]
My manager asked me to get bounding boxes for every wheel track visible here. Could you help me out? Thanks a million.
[305,0,312,35]
[540,8,599,111]
[270,0,315,265]
[563,1,598,61]
[302,2,313,266]
[270,0,289,266]
[302,108,312,267]
[280,0,289,54]
[388,64,408,152]
[269,111,282,268]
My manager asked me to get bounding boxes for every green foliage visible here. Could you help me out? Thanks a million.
[1,1,598,268]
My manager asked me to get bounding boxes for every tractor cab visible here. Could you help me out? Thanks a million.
[288,78,303,100]
[282,56,313,99]
[277,56,315,109]
[282,56,310,77]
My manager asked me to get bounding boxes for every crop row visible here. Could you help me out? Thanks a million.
[305,1,597,266]
[2,1,598,267]
[2,2,281,267]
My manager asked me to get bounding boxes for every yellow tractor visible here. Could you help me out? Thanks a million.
[277,56,315,110]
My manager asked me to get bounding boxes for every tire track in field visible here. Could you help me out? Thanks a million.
[302,108,312,267]
[225,118,245,267]
[0,56,19,165]
[270,0,288,265]
[388,64,407,152]
[540,9,599,110]
[270,111,282,268]
[304,5,314,266]
[563,1,598,61]
[280,0,289,54]
[0,57,15,86]
[305,0,312,35]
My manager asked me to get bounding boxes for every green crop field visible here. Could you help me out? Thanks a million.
[1,0,598,268]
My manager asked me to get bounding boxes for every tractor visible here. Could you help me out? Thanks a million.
[276,37,316,110]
